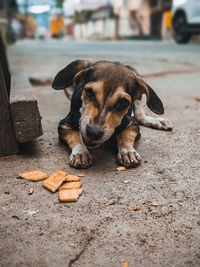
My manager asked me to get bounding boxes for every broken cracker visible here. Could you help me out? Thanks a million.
[104,202,113,207]
[42,170,67,192]
[59,188,82,202]
[116,166,127,171]
[59,181,82,190]
[132,207,141,211]
[28,188,34,195]
[18,170,48,181]
[65,174,80,182]
[149,202,159,206]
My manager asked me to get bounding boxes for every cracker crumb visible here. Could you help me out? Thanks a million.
[28,188,34,195]
[132,207,141,211]
[104,202,112,207]
[116,166,127,171]
[149,202,159,206]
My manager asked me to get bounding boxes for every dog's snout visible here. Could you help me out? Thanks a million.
[86,126,103,140]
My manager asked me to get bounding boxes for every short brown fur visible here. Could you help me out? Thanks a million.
[59,123,83,150]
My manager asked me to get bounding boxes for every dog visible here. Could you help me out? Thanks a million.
[52,60,172,169]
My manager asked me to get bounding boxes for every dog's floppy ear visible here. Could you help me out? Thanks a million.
[52,60,92,90]
[135,77,164,115]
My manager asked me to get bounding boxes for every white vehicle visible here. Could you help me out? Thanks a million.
[172,0,200,43]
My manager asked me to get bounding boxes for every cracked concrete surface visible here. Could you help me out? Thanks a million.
[0,40,200,267]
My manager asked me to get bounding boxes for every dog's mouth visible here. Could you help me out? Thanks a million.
[81,134,101,149]
[85,142,100,149]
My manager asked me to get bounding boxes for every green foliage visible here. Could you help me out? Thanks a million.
[55,0,64,8]
[0,0,18,12]
[74,11,91,24]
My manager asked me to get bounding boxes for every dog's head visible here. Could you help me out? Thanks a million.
[52,60,164,148]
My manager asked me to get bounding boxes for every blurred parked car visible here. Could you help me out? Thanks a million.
[172,0,200,43]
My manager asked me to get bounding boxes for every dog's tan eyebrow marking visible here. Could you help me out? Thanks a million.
[107,86,131,108]
[84,80,104,107]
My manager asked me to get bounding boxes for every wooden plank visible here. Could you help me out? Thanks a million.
[0,31,11,97]
[10,71,43,143]
[0,64,19,156]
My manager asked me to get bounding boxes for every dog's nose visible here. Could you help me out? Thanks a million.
[86,126,103,140]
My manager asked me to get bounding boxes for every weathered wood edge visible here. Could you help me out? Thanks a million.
[10,72,43,143]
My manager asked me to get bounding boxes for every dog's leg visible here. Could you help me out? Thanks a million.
[117,122,141,168]
[134,99,173,130]
[59,123,92,169]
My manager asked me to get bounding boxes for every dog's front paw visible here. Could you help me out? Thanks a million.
[117,147,141,168]
[69,144,92,169]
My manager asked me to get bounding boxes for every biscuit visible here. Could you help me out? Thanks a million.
[28,188,34,195]
[42,170,67,192]
[104,202,112,207]
[132,207,141,211]
[59,188,82,202]
[123,262,128,267]
[59,181,82,190]
[149,202,159,206]
[18,170,49,181]
[65,174,80,182]
[116,166,127,171]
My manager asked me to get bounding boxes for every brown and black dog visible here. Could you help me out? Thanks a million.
[52,60,172,169]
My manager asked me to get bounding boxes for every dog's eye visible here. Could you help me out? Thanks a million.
[115,98,130,112]
[85,88,95,100]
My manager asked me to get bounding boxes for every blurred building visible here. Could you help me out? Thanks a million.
[16,0,55,14]
[64,0,115,39]
[16,0,56,39]
[64,0,172,40]
[114,0,171,39]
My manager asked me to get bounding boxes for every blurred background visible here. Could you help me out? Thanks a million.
[2,0,200,44]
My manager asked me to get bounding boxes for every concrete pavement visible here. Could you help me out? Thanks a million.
[0,39,200,267]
